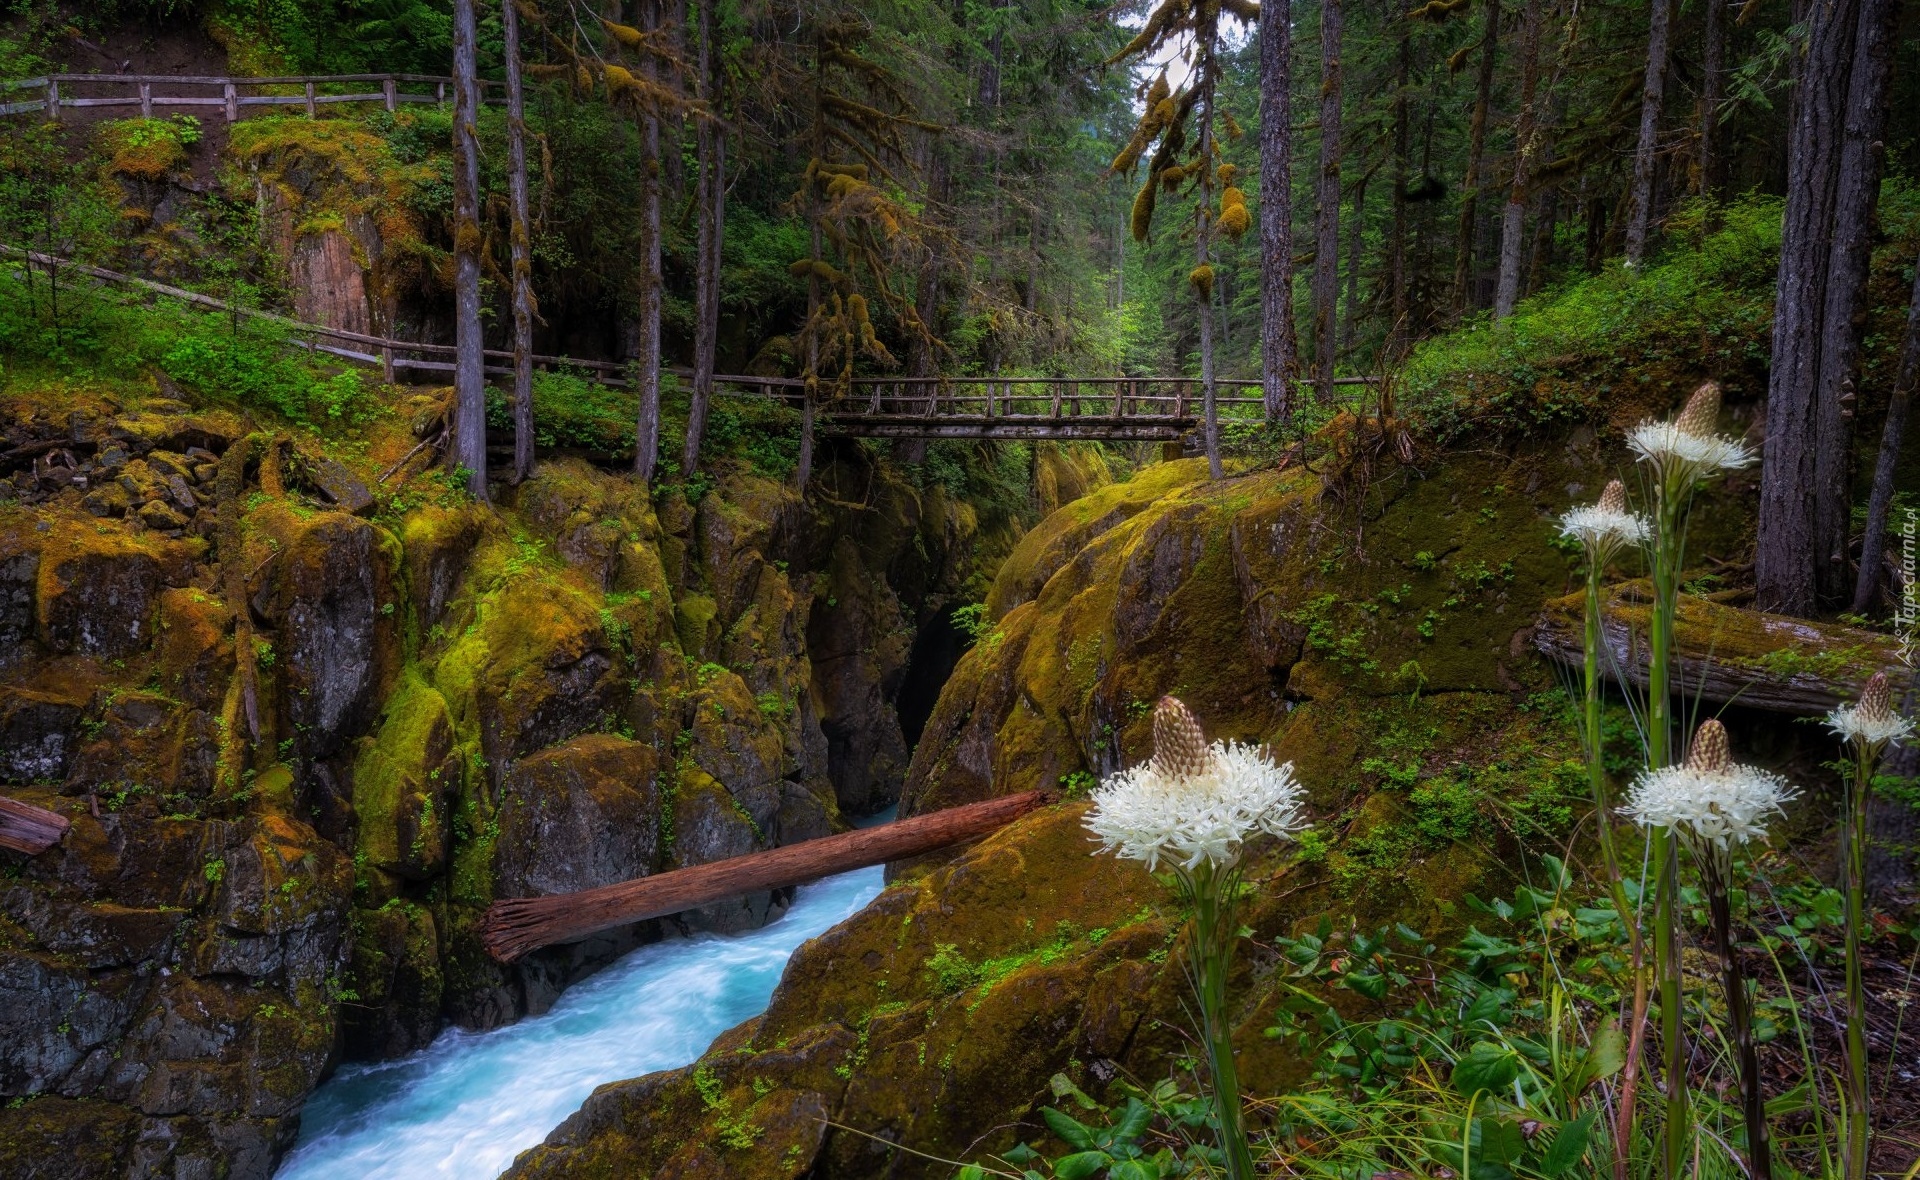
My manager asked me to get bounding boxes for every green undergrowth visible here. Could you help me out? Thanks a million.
[1396,196,1787,441]
[0,276,384,428]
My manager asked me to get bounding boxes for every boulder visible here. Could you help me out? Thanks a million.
[0,539,37,672]
[398,502,487,630]
[34,525,193,660]
[342,900,443,1057]
[670,767,784,934]
[0,686,86,784]
[251,513,395,759]
[351,674,459,890]
[492,735,662,900]
[433,569,626,783]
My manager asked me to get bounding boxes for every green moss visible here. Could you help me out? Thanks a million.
[675,593,718,658]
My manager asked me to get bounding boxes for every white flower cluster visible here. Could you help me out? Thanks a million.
[1622,762,1795,852]
[1085,740,1309,873]
[1559,502,1650,552]
[1826,702,1914,749]
[1627,421,1757,477]
[1826,673,1914,750]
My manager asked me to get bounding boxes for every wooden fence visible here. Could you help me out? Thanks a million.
[0,72,501,121]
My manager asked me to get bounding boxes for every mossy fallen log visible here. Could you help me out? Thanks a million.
[1533,585,1903,714]
[479,789,1052,963]
[0,794,70,854]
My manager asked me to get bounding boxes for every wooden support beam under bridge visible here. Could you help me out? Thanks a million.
[825,415,1195,441]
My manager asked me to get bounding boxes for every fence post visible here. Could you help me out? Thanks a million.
[305,81,317,118]
[437,80,446,104]
[381,344,395,385]
[43,78,57,122]
[383,77,397,113]
[224,82,237,122]
[139,82,152,119]
[1050,379,1062,420]
[1112,381,1124,418]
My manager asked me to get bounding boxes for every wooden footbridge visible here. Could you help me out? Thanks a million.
[8,246,1377,442]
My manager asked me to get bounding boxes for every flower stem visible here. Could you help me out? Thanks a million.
[1842,741,1875,1180]
[1190,865,1255,1180]
[1707,857,1772,1180]
[1649,476,1690,1175]
[1583,555,1648,1180]
[1583,564,1634,927]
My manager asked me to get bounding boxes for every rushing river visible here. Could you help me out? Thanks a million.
[276,858,886,1180]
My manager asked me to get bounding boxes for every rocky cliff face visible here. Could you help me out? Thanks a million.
[0,378,1047,1177]
[503,419,1762,1179]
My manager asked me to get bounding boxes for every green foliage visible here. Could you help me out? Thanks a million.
[951,602,993,644]
[162,329,381,426]
[1398,196,1787,440]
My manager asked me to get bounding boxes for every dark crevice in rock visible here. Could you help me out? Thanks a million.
[896,606,970,754]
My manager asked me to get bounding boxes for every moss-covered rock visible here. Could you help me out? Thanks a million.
[523,434,1682,1177]
[0,369,1046,1179]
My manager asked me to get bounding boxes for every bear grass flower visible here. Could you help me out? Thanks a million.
[1559,479,1649,560]
[1083,696,1303,1180]
[1622,719,1795,858]
[1826,671,1913,751]
[1084,697,1308,873]
[1628,381,1757,489]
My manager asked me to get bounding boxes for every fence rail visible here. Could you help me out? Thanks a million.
[0,72,503,120]
[3,245,1378,441]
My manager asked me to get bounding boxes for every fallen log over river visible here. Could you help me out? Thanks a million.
[1533,584,1903,714]
[480,789,1051,963]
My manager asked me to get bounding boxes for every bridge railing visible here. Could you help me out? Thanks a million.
[833,375,1378,420]
[0,72,501,120]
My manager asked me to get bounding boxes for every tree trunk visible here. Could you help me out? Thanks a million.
[633,0,665,483]
[1342,165,1369,352]
[1452,0,1500,313]
[1198,17,1224,481]
[1259,0,1300,420]
[1312,0,1343,404]
[503,0,536,485]
[1494,0,1543,319]
[1756,0,1897,615]
[683,0,725,475]
[450,0,488,500]
[1388,22,1410,360]
[1624,0,1672,265]
[1698,0,1726,205]
[1527,175,1558,294]
[479,790,1050,963]
[1850,266,1918,614]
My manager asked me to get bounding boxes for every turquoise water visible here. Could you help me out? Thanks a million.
[276,863,885,1179]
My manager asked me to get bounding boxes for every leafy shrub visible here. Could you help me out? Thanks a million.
[160,328,380,425]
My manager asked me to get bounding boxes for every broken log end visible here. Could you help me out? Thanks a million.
[0,795,73,856]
